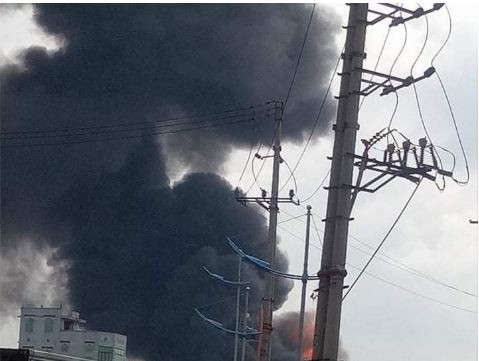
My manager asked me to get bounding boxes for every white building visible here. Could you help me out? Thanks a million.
[18,305,127,361]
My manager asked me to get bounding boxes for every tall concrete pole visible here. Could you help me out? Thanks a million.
[233,256,243,361]
[240,286,251,361]
[297,205,312,361]
[259,101,283,361]
[312,4,368,361]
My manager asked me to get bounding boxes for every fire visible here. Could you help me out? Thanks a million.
[301,322,315,360]
[286,315,315,361]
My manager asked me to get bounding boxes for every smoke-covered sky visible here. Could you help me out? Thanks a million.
[0,4,342,361]
[0,3,477,361]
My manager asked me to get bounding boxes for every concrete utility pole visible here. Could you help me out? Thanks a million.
[312,4,368,361]
[298,205,312,361]
[240,286,251,361]
[259,101,283,361]
[234,256,243,361]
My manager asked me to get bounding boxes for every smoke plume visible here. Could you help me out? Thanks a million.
[1,4,343,361]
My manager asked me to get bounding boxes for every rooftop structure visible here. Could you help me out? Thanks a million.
[19,305,126,361]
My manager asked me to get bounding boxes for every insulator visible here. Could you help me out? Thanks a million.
[414,7,424,16]
[412,147,420,167]
[424,66,436,78]
[418,137,427,148]
[289,189,295,198]
[430,146,438,168]
[404,76,414,86]
[255,153,262,159]
[261,189,267,198]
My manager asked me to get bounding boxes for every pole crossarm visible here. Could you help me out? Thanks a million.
[347,135,454,195]
[235,194,300,210]
[365,3,444,27]
[351,66,436,97]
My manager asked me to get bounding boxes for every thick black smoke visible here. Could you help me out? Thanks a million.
[1,4,340,244]
[47,139,294,361]
[0,4,343,361]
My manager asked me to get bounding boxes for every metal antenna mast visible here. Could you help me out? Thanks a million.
[312,4,368,361]
[298,205,312,361]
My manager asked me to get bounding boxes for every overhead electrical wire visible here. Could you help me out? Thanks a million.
[2,113,251,141]
[281,157,299,197]
[279,51,342,194]
[238,204,477,310]
[1,105,257,136]
[430,4,470,185]
[311,213,323,246]
[243,121,280,195]
[2,104,266,148]
[300,168,331,203]
[283,3,316,110]
[342,179,423,301]
[345,263,477,314]
[2,117,252,148]
[304,238,476,313]
[408,15,446,190]
[278,213,305,225]
[244,4,316,196]
[359,26,392,111]
[280,206,477,298]
[236,112,260,189]
[385,21,408,147]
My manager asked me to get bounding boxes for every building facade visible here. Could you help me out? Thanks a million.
[19,305,126,361]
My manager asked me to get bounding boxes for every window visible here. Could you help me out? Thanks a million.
[98,346,113,361]
[44,318,54,333]
[25,318,34,333]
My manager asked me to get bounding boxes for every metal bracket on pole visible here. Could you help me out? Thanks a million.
[354,66,436,97]
[365,3,445,27]
[347,135,455,195]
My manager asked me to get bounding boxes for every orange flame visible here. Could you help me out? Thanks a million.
[301,322,315,360]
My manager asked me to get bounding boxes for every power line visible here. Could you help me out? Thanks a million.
[243,121,279,195]
[278,213,305,225]
[279,51,342,193]
[343,180,422,301]
[244,3,317,196]
[238,204,477,312]
[1,105,259,135]
[281,157,298,197]
[281,204,477,298]
[311,213,322,246]
[300,168,330,203]
[345,262,477,314]
[347,241,477,298]
[2,113,252,141]
[406,16,448,191]
[236,115,260,189]
[283,3,316,110]
[359,26,391,111]
[430,4,470,185]
[2,118,251,148]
